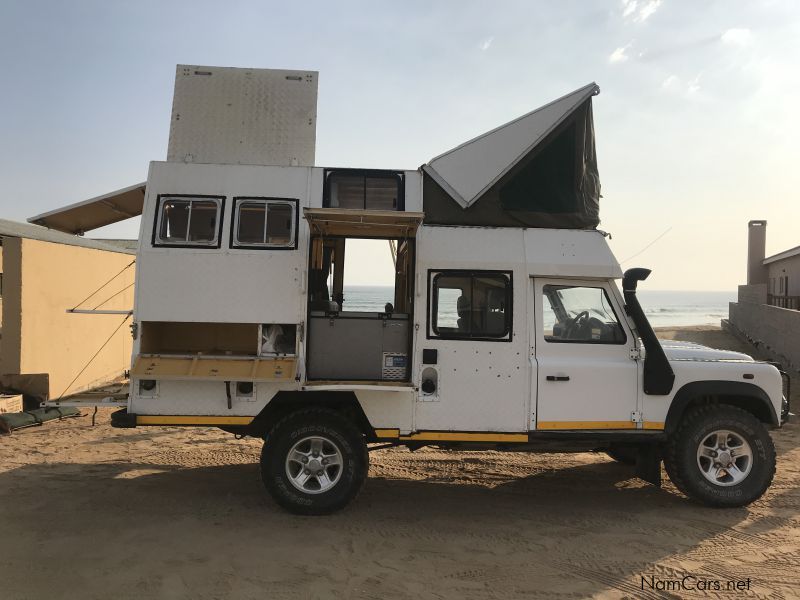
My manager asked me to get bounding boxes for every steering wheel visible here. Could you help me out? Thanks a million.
[564,311,590,339]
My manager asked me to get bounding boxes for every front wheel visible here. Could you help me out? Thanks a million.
[664,405,776,507]
[261,408,368,515]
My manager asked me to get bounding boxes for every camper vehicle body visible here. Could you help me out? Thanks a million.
[39,65,782,514]
[112,158,787,514]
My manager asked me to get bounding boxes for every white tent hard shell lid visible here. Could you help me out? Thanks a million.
[422,82,601,229]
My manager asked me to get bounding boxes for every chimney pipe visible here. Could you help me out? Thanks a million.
[747,220,768,285]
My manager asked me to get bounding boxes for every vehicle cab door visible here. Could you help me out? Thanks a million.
[532,278,639,430]
[414,269,529,433]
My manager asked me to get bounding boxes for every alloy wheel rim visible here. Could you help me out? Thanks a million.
[285,435,343,494]
[696,429,753,487]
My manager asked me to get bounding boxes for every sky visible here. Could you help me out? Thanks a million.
[1,0,798,290]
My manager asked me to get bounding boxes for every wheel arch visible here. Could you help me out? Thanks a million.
[664,380,779,434]
[243,391,375,439]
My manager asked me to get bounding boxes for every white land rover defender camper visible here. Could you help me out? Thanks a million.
[37,66,789,514]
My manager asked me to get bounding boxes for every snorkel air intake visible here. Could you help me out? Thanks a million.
[623,268,675,395]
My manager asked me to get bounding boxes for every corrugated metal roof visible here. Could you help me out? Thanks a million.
[27,182,145,234]
[0,219,135,254]
[764,244,800,265]
[423,83,600,209]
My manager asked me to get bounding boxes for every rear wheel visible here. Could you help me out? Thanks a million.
[260,408,368,515]
[664,405,775,507]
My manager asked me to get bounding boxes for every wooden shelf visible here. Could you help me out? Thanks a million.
[131,354,296,381]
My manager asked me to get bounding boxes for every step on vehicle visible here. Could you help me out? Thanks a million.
[35,66,788,514]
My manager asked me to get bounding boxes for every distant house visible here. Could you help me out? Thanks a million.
[726,220,800,370]
[764,258,799,312]
[0,219,136,402]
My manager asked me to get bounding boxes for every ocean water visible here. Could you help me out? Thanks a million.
[341,286,734,328]
[636,290,735,328]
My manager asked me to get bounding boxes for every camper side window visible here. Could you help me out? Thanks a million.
[429,270,512,341]
[155,196,223,247]
[324,169,404,211]
[232,198,298,249]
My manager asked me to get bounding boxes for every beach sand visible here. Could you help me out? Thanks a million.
[1,326,798,599]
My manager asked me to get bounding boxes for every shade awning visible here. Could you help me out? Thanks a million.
[28,182,146,234]
[303,208,424,238]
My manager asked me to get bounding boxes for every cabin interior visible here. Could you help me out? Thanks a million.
[305,169,417,383]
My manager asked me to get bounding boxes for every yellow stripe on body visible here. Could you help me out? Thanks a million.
[136,415,254,426]
[398,431,528,443]
[536,421,637,430]
[374,428,401,438]
[642,421,665,430]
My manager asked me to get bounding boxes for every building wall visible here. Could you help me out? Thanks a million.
[738,283,767,304]
[0,238,22,377]
[766,255,800,297]
[728,301,800,370]
[1,238,135,398]
[0,242,4,327]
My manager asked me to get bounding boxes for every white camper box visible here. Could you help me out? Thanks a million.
[127,160,622,436]
[36,66,784,514]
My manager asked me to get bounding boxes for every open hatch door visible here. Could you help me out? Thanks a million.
[303,208,424,239]
[28,182,146,235]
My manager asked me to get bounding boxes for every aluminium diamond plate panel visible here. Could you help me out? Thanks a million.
[167,65,318,166]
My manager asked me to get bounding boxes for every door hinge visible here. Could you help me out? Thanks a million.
[631,411,643,423]
[629,347,643,361]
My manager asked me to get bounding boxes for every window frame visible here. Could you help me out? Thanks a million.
[152,194,225,249]
[230,197,299,250]
[323,168,405,211]
[427,269,513,342]
[541,284,627,345]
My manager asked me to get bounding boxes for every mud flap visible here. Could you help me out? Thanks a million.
[110,409,137,428]
[635,445,662,487]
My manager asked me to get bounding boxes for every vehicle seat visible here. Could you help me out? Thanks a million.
[456,295,470,332]
[486,312,505,335]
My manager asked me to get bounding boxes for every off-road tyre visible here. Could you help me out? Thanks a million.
[664,404,776,507]
[261,408,368,515]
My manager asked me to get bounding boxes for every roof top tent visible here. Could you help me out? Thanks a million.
[422,82,601,229]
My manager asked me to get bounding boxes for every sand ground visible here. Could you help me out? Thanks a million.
[1,326,798,599]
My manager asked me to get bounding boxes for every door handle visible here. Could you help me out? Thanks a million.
[546,375,570,382]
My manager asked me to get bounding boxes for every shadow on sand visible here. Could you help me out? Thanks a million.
[3,451,788,599]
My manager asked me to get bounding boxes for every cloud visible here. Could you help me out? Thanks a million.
[687,73,701,95]
[621,0,662,23]
[479,36,494,51]
[660,73,702,97]
[621,0,638,18]
[637,0,662,22]
[661,74,678,89]
[609,41,634,63]
[721,28,752,46]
